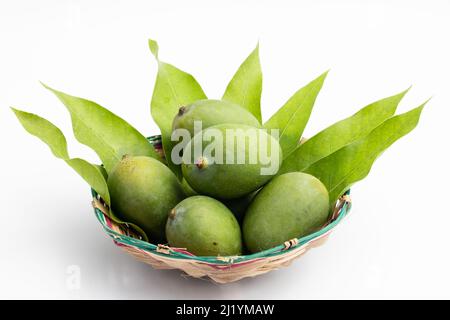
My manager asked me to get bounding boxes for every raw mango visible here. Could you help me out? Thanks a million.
[166,196,242,256]
[181,124,282,199]
[243,172,330,253]
[107,155,185,242]
[172,99,261,137]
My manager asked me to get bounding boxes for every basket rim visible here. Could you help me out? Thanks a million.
[91,135,352,265]
[92,191,350,264]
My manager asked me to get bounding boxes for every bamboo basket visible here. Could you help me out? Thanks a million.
[91,135,352,284]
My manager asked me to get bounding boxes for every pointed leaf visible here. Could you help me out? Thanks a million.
[223,44,262,122]
[149,39,207,178]
[280,88,409,174]
[265,71,328,157]
[148,39,159,58]
[12,108,148,241]
[65,158,111,205]
[12,107,69,159]
[11,108,110,204]
[304,102,426,205]
[42,84,161,173]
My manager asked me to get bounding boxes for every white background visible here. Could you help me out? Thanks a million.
[0,0,449,299]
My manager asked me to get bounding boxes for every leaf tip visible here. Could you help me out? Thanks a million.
[10,107,23,122]
[148,39,159,59]
[420,97,432,109]
[314,69,330,85]
[244,41,260,61]
[39,81,50,90]
[405,99,428,123]
[40,81,58,94]
[10,107,27,118]
[399,85,413,98]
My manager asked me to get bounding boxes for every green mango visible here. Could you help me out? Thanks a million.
[107,155,185,242]
[172,99,261,138]
[181,124,282,199]
[243,172,330,253]
[166,196,242,256]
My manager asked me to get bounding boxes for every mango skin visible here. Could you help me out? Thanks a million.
[166,196,242,256]
[243,172,330,253]
[172,99,261,138]
[182,124,282,199]
[107,156,185,242]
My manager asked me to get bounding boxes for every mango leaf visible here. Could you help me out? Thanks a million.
[149,39,207,178]
[280,88,410,174]
[11,108,149,241]
[303,102,427,205]
[65,158,111,205]
[223,43,262,122]
[11,108,110,204]
[95,164,108,180]
[42,84,161,174]
[265,71,328,157]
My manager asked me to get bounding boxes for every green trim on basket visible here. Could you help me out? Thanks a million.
[91,135,352,265]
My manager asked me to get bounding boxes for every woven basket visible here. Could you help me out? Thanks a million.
[91,135,352,284]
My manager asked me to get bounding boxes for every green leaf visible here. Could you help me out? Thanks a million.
[265,71,328,157]
[303,102,427,205]
[11,108,110,204]
[149,39,207,178]
[65,158,111,205]
[11,107,69,159]
[280,88,410,174]
[12,108,149,241]
[42,84,161,174]
[95,164,108,180]
[223,44,263,122]
[148,39,159,58]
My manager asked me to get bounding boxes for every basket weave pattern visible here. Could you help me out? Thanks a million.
[91,136,352,284]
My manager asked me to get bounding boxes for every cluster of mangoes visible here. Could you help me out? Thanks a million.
[12,40,425,260]
[108,99,330,256]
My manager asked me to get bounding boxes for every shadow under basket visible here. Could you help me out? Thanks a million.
[91,135,352,284]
